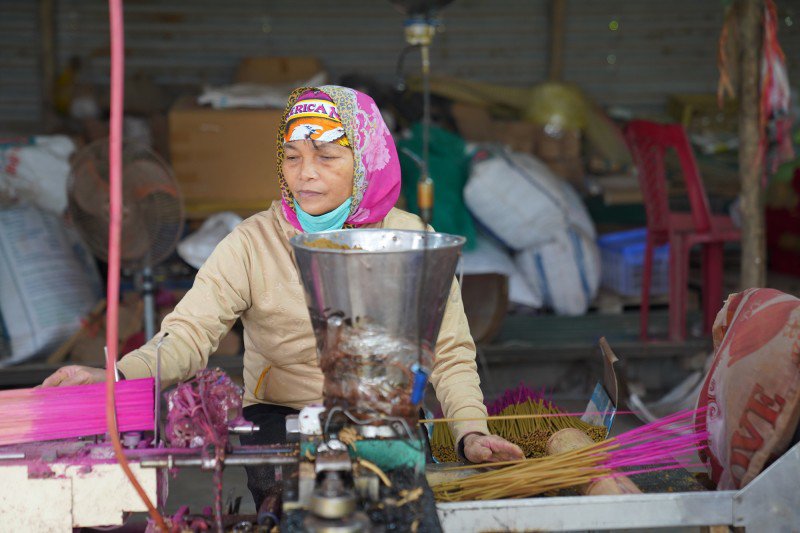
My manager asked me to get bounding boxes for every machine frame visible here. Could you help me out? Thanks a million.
[436,440,800,531]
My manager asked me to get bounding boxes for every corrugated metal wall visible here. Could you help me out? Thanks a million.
[53,0,547,94]
[564,0,800,110]
[565,0,725,109]
[0,1,42,128]
[2,1,799,128]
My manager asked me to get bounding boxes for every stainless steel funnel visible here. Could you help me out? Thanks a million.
[290,229,465,422]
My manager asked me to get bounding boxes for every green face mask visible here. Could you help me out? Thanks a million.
[294,197,352,233]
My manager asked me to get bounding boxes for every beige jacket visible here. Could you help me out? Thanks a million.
[118,201,489,443]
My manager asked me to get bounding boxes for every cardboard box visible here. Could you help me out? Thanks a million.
[667,93,738,133]
[451,103,538,154]
[534,127,581,160]
[169,96,284,218]
[169,56,325,218]
[491,120,538,154]
[451,102,495,143]
[544,156,585,189]
[236,56,324,85]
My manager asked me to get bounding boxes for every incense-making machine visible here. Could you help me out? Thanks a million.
[0,228,462,533]
[282,228,465,532]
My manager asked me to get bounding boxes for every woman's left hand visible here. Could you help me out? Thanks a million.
[462,433,524,463]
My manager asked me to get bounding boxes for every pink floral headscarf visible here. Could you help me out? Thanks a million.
[277,85,401,231]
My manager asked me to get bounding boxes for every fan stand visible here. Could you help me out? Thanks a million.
[141,265,156,341]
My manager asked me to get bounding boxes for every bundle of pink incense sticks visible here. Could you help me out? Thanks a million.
[0,378,154,446]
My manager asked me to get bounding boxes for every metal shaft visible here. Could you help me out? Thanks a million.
[419,43,434,227]
[154,333,168,444]
[421,44,431,184]
[142,266,156,341]
[139,454,297,469]
[0,453,25,460]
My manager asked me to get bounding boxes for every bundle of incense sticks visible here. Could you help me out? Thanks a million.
[0,378,154,446]
[433,408,706,502]
[430,383,606,461]
[484,383,552,415]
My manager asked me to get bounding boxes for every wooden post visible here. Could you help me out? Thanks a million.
[548,0,567,81]
[738,0,765,289]
[39,0,56,131]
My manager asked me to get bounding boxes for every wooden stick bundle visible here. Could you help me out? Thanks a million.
[428,398,607,462]
[432,409,704,502]
[547,428,641,496]
[433,438,614,501]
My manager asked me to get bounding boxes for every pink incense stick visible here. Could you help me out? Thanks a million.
[0,378,154,446]
[596,408,707,479]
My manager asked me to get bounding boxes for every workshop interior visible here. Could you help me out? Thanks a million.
[1,0,800,531]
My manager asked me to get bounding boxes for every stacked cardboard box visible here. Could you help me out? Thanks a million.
[169,98,284,218]
[169,57,324,218]
[452,103,584,188]
[534,127,583,188]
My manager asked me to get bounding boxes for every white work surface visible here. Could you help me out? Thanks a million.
[0,457,157,531]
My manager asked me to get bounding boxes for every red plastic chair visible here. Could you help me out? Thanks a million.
[624,121,741,341]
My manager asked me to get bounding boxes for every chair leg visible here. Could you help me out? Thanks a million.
[679,239,692,341]
[702,243,725,334]
[640,238,655,341]
[669,234,689,342]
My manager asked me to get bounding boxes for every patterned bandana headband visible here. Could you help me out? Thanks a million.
[283,91,350,147]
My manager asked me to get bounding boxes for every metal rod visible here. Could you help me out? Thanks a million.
[139,454,297,469]
[229,446,296,455]
[421,43,431,189]
[214,462,224,532]
[418,43,434,227]
[0,453,26,460]
[142,266,156,341]
[228,424,261,435]
[154,333,168,445]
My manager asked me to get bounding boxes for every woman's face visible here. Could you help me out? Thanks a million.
[282,140,354,216]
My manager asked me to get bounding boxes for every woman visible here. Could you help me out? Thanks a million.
[43,86,523,506]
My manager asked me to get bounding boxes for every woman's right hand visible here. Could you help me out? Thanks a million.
[40,365,106,387]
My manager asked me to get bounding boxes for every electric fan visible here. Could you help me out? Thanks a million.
[67,139,184,341]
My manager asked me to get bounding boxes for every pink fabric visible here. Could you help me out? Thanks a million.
[278,86,400,231]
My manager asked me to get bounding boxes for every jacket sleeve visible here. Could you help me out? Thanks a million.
[429,278,490,451]
[117,229,252,387]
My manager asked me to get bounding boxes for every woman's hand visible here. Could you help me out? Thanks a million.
[463,433,525,463]
[40,365,106,387]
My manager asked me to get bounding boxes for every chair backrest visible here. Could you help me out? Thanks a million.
[624,120,713,234]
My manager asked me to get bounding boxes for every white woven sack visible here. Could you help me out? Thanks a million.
[0,204,102,364]
[465,148,568,250]
[515,227,600,316]
[462,233,542,308]
[461,233,515,276]
[0,136,75,215]
[508,269,542,309]
[559,180,596,239]
[177,211,243,269]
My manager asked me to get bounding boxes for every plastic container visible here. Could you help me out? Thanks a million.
[597,228,669,297]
